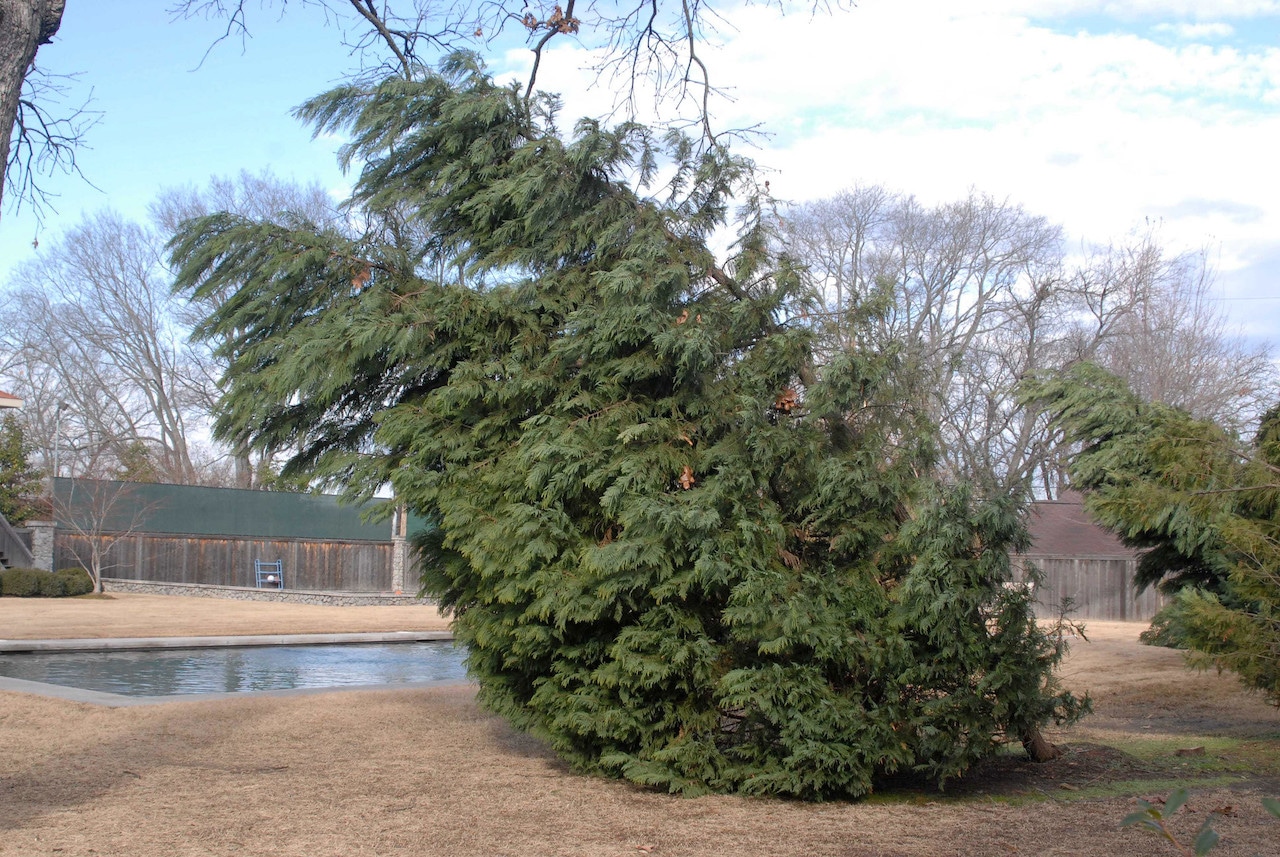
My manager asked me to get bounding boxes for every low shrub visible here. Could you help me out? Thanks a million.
[55,567,94,596]
[0,566,95,597]
[1140,601,1191,649]
[0,567,44,597]
[37,572,66,597]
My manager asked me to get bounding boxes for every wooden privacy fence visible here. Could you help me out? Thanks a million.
[1014,555,1167,622]
[46,480,1169,611]
[55,532,411,592]
[50,478,425,593]
[1017,494,1167,622]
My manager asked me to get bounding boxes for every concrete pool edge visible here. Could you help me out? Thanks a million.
[0,673,475,707]
[0,630,454,653]
[0,631,469,707]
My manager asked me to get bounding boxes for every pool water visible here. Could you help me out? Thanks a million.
[0,642,468,697]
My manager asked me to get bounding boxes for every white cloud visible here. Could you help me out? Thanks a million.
[646,2,1277,307]
[1088,1,1280,18]
[488,2,1280,323]
[1153,21,1236,38]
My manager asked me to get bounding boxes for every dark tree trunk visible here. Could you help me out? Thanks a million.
[0,0,64,214]
[1022,726,1063,762]
[234,444,253,489]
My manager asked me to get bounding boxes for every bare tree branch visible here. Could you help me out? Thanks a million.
[5,65,101,223]
[346,0,416,78]
[681,0,714,142]
[0,0,68,220]
[170,0,843,144]
[524,0,580,101]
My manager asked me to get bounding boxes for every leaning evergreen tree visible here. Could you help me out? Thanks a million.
[1026,362,1280,704]
[171,55,1084,798]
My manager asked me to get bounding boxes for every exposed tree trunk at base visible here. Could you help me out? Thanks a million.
[1022,727,1063,762]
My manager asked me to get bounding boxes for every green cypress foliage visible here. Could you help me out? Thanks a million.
[1026,362,1280,704]
[172,55,1084,798]
[0,414,42,524]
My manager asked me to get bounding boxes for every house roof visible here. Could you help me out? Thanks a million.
[0,389,22,409]
[1026,491,1134,558]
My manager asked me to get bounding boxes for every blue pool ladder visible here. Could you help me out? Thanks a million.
[255,558,284,589]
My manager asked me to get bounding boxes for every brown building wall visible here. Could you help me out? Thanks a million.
[1014,554,1167,622]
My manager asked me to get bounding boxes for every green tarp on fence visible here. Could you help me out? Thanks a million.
[52,478,423,541]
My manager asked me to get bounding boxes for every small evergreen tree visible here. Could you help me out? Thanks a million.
[115,441,162,483]
[172,56,1085,798]
[0,414,42,524]
[1026,362,1280,704]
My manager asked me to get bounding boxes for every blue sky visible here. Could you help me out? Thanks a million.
[4,1,1280,341]
[0,3,356,267]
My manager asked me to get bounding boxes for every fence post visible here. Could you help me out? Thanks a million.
[1117,559,1127,621]
[391,504,408,594]
[24,519,55,571]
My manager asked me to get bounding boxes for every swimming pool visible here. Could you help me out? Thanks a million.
[0,641,469,698]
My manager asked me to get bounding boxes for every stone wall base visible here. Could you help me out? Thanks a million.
[103,578,435,607]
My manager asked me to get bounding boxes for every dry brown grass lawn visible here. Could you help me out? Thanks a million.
[2,596,1278,856]
[0,592,451,639]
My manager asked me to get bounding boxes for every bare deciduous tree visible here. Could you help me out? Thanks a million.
[783,186,1063,490]
[0,172,340,487]
[153,170,340,487]
[1,211,211,481]
[781,186,1278,496]
[54,477,159,593]
[1090,242,1273,438]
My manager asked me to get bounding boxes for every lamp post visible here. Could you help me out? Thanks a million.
[53,400,67,480]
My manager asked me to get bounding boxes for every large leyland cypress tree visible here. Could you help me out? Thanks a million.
[171,56,1084,798]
